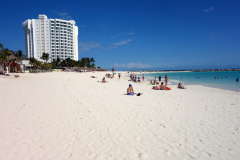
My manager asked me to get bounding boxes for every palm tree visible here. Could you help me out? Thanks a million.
[14,50,25,60]
[40,53,46,62]
[0,52,6,73]
[90,57,95,63]
[29,57,38,71]
[91,62,96,68]
[79,58,87,68]
[0,43,3,50]
[1,49,12,75]
[45,53,50,63]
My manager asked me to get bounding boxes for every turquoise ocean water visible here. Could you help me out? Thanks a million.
[141,71,240,92]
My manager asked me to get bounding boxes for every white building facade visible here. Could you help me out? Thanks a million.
[23,14,78,61]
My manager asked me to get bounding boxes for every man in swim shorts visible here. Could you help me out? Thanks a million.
[127,84,143,96]
[127,84,135,95]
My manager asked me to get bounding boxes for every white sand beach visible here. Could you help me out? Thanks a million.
[0,72,240,160]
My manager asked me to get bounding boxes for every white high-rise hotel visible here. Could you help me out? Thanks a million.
[23,14,78,61]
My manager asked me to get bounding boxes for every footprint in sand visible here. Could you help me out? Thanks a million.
[159,149,168,153]
[185,154,198,159]
[201,151,211,157]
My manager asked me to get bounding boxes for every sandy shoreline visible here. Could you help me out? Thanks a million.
[0,72,240,160]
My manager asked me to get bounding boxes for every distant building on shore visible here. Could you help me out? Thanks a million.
[22,14,78,61]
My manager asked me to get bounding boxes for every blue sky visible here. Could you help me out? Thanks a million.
[1,0,240,70]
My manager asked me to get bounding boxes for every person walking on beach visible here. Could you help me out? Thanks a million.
[118,73,121,80]
[165,75,168,85]
[142,74,144,81]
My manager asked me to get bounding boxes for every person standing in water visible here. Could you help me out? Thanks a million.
[237,77,239,82]
[165,75,168,85]
[158,75,161,82]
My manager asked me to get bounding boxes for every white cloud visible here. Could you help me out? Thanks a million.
[108,46,117,49]
[114,39,132,46]
[115,63,151,69]
[110,34,119,39]
[78,42,101,53]
[211,35,226,39]
[203,7,215,12]
[59,12,68,16]
[54,11,72,20]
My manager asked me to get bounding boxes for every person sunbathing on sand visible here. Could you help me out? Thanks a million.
[127,84,135,95]
[156,84,160,90]
[138,77,141,82]
[160,82,166,90]
[150,80,153,85]
[131,77,135,81]
[178,83,181,88]
[101,77,107,83]
[127,84,143,96]
[153,80,157,85]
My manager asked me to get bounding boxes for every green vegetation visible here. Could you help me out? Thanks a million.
[52,57,96,68]
[40,52,50,63]
[0,43,98,72]
[0,43,25,61]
